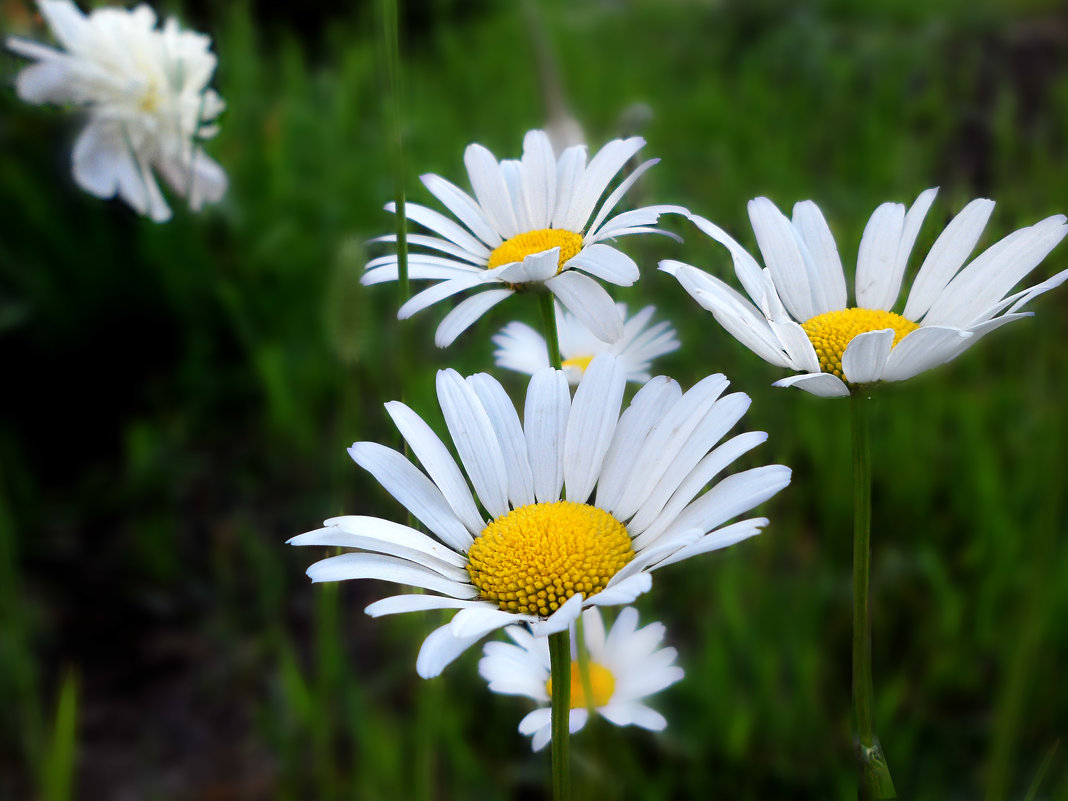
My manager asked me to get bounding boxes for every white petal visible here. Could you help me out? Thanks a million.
[659,465,791,542]
[529,593,585,636]
[879,325,972,382]
[772,372,850,397]
[600,702,668,731]
[585,157,661,239]
[581,608,606,656]
[416,621,486,678]
[890,188,939,299]
[748,197,818,322]
[293,515,467,568]
[436,369,510,519]
[524,368,571,503]
[395,201,491,259]
[449,606,527,639]
[563,353,627,503]
[347,442,473,552]
[791,200,847,313]
[496,247,559,282]
[588,573,652,607]
[552,144,587,229]
[841,328,895,385]
[306,552,475,598]
[565,243,640,286]
[904,198,996,320]
[365,595,486,617]
[434,289,513,348]
[546,271,625,344]
[520,130,557,230]
[464,142,519,238]
[855,201,905,310]
[467,373,536,508]
[519,707,552,736]
[654,517,768,569]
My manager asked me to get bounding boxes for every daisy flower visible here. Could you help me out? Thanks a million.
[492,302,680,385]
[364,129,685,347]
[479,607,683,751]
[290,353,790,678]
[6,0,227,222]
[662,189,1068,396]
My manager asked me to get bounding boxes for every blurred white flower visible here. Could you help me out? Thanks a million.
[7,0,227,222]
[480,607,684,751]
[663,189,1068,396]
[492,302,680,384]
[366,129,685,347]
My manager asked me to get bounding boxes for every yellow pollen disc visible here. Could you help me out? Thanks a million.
[546,661,616,709]
[487,229,584,272]
[561,354,594,373]
[466,501,634,616]
[801,308,919,380]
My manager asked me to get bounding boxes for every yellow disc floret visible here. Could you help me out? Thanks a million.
[466,501,634,616]
[546,661,616,709]
[801,308,919,381]
[487,229,584,272]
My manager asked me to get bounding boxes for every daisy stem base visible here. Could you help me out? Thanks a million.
[548,629,572,801]
[851,391,896,799]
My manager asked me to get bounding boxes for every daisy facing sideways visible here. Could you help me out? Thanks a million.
[480,607,684,751]
[6,0,227,222]
[364,129,685,347]
[492,302,680,385]
[290,354,790,678]
[662,189,1067,396]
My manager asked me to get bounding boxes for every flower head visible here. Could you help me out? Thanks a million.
[492,302,680,385]
[662,189,1068,396]
[290,354,789,678]
[479,607,684,751]
[7,0,227,221]
[365,129,685,347]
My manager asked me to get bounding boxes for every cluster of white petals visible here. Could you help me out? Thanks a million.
[663,189,1068,396]
[290,354,789,678]
[493,302,680,385]
[480,607,684,751]
[365,129,684,347]
[7,0,227,221]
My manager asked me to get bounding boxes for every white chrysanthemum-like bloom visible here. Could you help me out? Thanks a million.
[662,189,1068,397]
[290,353,789,678]
[6,0,227,222]
[480,607,683,751]
[365,129,685,347]
[492,302,680,385]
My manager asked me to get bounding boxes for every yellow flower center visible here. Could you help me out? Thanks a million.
[561,355,595,373]
[487,229,584,272]
[546,661,616,709]
[801,308,919,380]
[466,501,634,616]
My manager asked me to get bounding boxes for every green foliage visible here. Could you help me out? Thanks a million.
[1,0,1067,798]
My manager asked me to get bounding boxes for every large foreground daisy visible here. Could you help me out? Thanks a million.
[290,354,789,677]
[492,302,680,385]
[6,0,226,222]
[364,129,685,347]
[662,189,1068,396]
[480,607,684,751]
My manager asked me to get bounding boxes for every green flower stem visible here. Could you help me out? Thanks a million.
[574,614,596,714]
[851,391,896,799]
[379,0,408,308]
[539,291,562,371]
[549,629,572,801]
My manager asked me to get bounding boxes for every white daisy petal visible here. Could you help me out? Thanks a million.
[587,573,652,606]
[655,517,768,569]
[841,328,895,385]
[564,354,627,503]
[434,289,513,348]
[436,369,511,519]
[880,326,972,382]
[467,373,536,508]
[855,201,905,311]
[772,372,850,397]
[365,595,487,617]
[393,201,491,259]
[464,142,520,238]
[449,606,530,639]
[890,188,939,300]
[564,243,640,286]
[748,197,819,322]
[421,173,502,248]
[521,130,557,229]
[564,136,645,232]
[791,200,848,312]
[294,515,467,568]
[307,553,475,598]
[524,368,571,503]
[546,270,625,344]
[552,144,588,228]
[416,621,487,679]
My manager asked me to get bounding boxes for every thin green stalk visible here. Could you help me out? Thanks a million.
[379,0,408,307]
[851,392,896,799]
[539,291,562,370]
[549,629,572,801]
[574,614,596,715]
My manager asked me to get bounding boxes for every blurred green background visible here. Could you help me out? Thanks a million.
[1,0,1067,798]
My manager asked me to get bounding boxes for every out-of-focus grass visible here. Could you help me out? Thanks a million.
[1,0,1067,798]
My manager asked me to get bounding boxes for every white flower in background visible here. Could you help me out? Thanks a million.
[290,354,789,678]
[480,607,684,751]
[6,0,227,222]
[365,129,685,347]
[492,302,680,385]
[662,189,1068,397]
